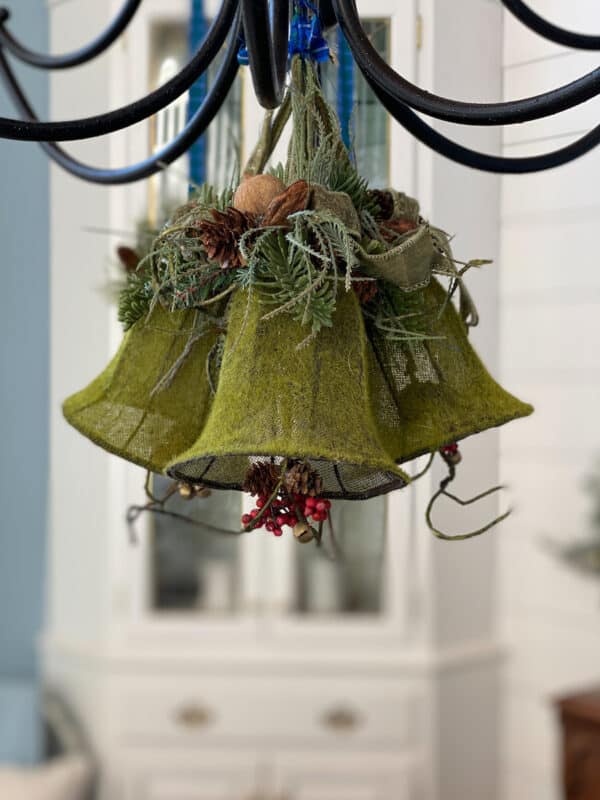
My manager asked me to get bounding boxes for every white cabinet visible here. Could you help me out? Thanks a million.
[119,751,259,800]
[272,752,415,800]
[117,750,416,800]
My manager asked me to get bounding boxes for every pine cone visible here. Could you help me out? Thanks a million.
[369,189,394,220]
[284,461,323,497]
[352,278,378,305]
[380,217,418,243]
[116,245,141,274]
[243,461,281,496]
[197,207,256,270]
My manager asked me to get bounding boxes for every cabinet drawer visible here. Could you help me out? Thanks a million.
[115,676,419,747]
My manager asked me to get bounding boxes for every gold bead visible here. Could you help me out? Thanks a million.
[177,481,193,499]
[293,522,315,544]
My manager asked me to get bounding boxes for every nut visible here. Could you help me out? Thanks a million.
[261,180,310,227]
[233,174,285,217]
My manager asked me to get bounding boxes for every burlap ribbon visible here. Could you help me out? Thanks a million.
[359,224,436,292]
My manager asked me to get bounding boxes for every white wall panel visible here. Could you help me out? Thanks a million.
[503,1,598,66]
[500,6,600,796]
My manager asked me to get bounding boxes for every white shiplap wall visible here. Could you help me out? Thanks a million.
[500,3,600,798]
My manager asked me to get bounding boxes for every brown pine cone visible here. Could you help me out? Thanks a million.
[369,189,394,220]
[243,461,281,496]
[197,207,256,270]
[116,246,140,274]
[352,278,379,305]
[380,217,418,243]
[284,461,323,498]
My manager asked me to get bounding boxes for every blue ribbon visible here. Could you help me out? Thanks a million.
[237,0,330,66]
[288,0,330,63]
[237,37,249,66]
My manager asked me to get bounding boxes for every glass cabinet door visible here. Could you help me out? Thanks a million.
[293,497,387,616]
[151,475,244,615]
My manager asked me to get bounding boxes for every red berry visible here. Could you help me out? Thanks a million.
[305,496,317,509]
[273,527,283,537]
[316,501,327,512]
[276,515,286,527]
[266,520,275,532]
[323,499,332,510]
[256,497,266,508]
[314,511,327,522]
[242,514,251,526]
[250,509,259,518]
[288,515,298,526]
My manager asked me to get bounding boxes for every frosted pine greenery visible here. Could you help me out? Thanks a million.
[117,58,448,343]
[118,262,152,330]
[238,208,362,340]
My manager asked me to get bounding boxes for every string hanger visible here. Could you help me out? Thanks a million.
[425,444,511,542]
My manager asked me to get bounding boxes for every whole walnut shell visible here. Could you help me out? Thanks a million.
[233,174,285,217]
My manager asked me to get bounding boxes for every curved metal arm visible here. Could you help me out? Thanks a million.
[332,0,600,126]
[0,0,236,141]
[0,0,142,69]
[318,0,337,30]
[369,78,600,174]
[501,0,600,51]
[0,16,241,184]
[241,0,288,108]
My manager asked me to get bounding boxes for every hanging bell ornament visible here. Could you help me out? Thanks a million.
[293,521,315,544]
[166,288,409,499]
[366,278,533,464]
[63,304,219,474]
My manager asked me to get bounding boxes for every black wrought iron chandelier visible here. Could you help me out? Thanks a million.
[0,0,599,184]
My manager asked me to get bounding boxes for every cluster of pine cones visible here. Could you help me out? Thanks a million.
[242,459,323,499]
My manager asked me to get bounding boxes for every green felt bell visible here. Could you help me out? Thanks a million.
[63,305,218,474]
[167,288,410,499]
[367,278,533,463]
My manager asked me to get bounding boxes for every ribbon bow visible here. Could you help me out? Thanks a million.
[238,0,330,66]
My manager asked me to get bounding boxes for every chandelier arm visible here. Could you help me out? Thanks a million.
[0,0,143,69]
[332,0,600,126]
[317,0,337,30]
[0,0,237,142]
[369,78,600,174]
[241,0,288,109]
[0,21,240,184]
[500,0,600,51]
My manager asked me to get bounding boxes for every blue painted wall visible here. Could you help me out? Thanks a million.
[0,0,49,761]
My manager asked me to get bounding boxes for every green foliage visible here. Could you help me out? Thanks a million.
[268,162,287,182]
[192,183,234,212]
[239,209,362,340]
[362,281,444,350]
[118,263,152,330]
[327,159,377,216]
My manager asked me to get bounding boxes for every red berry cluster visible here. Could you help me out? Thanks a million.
[302,495,331,523]
[241,493,332,537]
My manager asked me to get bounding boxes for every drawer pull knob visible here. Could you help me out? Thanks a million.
[175,704,214,728]
[322,706,362,732]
